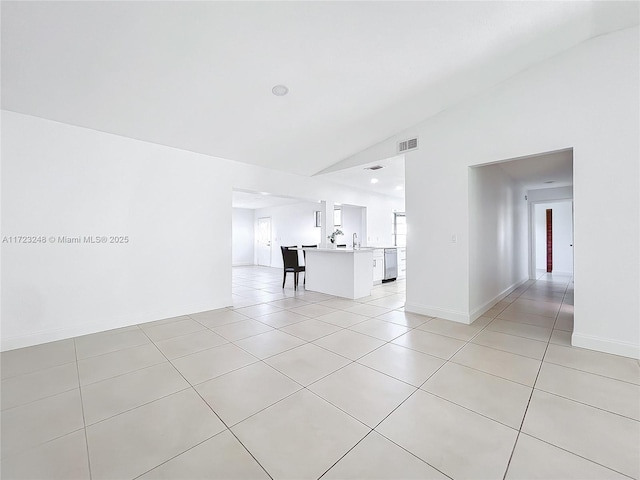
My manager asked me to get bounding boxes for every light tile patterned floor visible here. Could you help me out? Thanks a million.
[1,267,639,479]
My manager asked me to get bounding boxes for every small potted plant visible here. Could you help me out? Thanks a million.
[328,229,344,246]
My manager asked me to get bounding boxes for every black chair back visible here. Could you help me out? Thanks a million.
[281,246,300,269]
[301,244,317,262]
[336,244,347,248]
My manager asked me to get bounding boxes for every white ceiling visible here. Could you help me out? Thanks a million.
[496,149,573,190]
[2,2,637,178]
[232,190,317,210]
[316,155,406,199]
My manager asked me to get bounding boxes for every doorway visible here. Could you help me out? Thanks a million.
[533,200,574,276]
[257,217,272,267]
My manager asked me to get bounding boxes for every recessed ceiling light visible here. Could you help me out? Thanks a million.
[272,85,289,96]
[544,180,554,184]
[395,185,404,190]
[371,178,379,184]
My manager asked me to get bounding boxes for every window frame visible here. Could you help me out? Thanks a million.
[393,212,406,247]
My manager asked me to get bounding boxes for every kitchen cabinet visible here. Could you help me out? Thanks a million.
[397,247,406,279]
[304,248,374,299]
[372,249,384,284]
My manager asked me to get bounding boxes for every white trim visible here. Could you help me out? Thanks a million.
[572,332,640,360]
[0,298,233,352]
[469,276,529,322]
[406,276,529,326]
[232,262,254,267]
[405,302,470,324]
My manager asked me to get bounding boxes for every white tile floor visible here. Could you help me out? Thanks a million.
[1,267,639,479]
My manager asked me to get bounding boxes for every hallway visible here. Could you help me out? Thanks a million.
[1,268,638,479]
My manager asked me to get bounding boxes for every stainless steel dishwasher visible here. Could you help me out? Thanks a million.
[383,248,397,282]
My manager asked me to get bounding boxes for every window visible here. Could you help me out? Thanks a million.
[314,211,321,227]
[394,212,406,246]
[333,208,342,227]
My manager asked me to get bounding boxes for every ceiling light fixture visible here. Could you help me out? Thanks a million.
[544,180,554,184]
[272,85,289,96]
[371,178,379,184]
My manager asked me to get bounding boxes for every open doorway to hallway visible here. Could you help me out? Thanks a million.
[469,148,573,339]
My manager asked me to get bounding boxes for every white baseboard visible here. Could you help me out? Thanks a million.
[469,277,529,322]
[1,297,233,352]
[572,332,640,360]
[406,277,530,326]
[405,303,471,324]
[232,262,254,266]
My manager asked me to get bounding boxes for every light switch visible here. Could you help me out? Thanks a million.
[451,234,457,244]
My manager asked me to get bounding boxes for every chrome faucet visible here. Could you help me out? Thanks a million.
[352,233,358,249]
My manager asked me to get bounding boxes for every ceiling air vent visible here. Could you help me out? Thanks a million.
[364,165,384,171]
[397,137,419,153]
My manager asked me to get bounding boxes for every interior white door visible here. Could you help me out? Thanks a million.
[257,217,272,266]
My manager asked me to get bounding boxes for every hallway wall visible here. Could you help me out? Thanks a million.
[469,164,528,321]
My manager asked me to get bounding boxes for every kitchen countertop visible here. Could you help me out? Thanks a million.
[304,247,374,253]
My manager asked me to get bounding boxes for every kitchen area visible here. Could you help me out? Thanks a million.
[231,186,406,300]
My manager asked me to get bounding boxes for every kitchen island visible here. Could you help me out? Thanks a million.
[303,247,373,299]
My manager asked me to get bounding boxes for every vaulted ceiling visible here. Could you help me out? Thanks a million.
[2,1,637,177]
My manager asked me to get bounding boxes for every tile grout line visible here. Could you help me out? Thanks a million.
[531,387,640,423]
[79,356,167,388]
[130,431,236,480]
[515,431,637,480]
[83,385,194,429]
[541,358,640,386]
[73,337,93,480]
[501,274,572,480]
[75,339,153,363]
[0,383,80,413]
[316,430,378,480]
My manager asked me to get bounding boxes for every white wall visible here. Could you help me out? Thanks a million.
[1,113,233,350]
[365,201,397,246]
[339,205,366,247]
[534,201,573,274]
[469,164,528,321]
[339,27,640,358]
[232,208,255,266]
